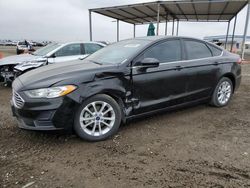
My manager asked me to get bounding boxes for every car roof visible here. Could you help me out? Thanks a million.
[133,35,206,42]
[56,41,106,46]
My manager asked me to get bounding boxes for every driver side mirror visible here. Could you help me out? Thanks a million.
[139,58,160,68]
[50,53,56,58]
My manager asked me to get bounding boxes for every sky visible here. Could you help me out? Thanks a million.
[0,0,249,42]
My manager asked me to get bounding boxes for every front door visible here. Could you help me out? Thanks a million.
[132,39,188,115]
[48,43,84,64]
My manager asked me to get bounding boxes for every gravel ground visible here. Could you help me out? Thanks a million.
[1,63,250,187]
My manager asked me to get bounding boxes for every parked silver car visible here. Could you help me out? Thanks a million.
[0,41,106,85]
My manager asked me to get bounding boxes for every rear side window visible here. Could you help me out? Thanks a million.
[184,40,212,60]
[207,44,222,56]
[84,43,103,54]
[142,40,182,63]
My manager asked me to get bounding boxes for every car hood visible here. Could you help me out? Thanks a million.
[16,59,117,90]
[0,54,44,66]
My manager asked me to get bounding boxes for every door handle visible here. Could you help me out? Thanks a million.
[175,65,183,71]
[213,62,219,66]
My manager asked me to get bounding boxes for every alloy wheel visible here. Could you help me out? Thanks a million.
[79,101,116,137]
[217,81,232,105]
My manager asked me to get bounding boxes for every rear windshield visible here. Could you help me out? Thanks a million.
[85,39,151,65]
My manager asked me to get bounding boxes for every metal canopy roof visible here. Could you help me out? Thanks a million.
[90,0,248,24]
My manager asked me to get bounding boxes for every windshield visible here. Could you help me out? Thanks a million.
[85,39,151,65]
[33,43,61,56]
[18,42,26,45]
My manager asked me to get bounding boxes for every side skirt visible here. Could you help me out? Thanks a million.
[125,97,210,122]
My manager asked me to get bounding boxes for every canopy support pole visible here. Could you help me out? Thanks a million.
[231,15,237,52]
[176,20,179,36]
[156,3,160,35]
[225,21,230,49]
[242,2,250,60]
[89,10,92,41]
[165,13,168,35]
[133,24,136,38]
[172,19,175,36]
[117,19,119,42]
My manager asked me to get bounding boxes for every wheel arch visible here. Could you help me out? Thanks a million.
[80,89,127,123]
[221,73,236,92]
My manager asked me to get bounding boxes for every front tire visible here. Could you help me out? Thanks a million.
[210,77,233,107]
[74,94,122,141]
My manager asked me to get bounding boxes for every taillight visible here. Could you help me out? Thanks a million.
[237,58,242,64]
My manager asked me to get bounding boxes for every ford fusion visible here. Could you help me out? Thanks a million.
[11,36,241,141]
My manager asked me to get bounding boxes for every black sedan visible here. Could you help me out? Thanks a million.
[11,36,241,141]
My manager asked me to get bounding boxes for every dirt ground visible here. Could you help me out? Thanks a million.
[1,48,250,188]
[0,46,17,57]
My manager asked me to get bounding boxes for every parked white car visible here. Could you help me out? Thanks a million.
[0,41,106,85]
[16,41,35,55]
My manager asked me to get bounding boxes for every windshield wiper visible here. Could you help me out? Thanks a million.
[88,60,102,65]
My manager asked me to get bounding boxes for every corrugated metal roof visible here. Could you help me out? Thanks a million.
[90,0,248,24]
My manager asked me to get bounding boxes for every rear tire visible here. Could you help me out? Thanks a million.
[210,77,233,107]
[74,94,122,141]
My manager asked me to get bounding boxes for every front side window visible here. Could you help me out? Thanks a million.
[84,43,103,54]
[33,43,61,56]
[55,44,81,57]
[184,40,212,60]
[141,40,182,63]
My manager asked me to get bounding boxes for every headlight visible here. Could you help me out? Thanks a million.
[24,85,77,98]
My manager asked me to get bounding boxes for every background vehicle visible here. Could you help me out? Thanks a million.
[0,41,106,85]
[11,36,241,141]
[16,41,35,55]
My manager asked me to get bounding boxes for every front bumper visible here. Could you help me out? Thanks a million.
[11,96,77,131]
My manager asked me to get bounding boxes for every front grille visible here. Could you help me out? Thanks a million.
[13,91,24,109]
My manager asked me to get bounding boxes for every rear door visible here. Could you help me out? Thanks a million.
[132,39,188,114]
[182,39,222,101]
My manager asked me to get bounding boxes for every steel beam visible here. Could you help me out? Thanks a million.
[172,19,175,36]
[133,24,136,38]
[157,3,160,35]
[225,21,230,49]
[242,2,250,60]
[89,10,93,41]
[218,2,229,21]
[117,20,119,42]
[176,20,179,36]
[175,4,188,20]
[165,13,168,35]
[191,0,198,21]
[231,15,237,52]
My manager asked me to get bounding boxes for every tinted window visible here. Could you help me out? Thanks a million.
[84,43,103,54]
[55,44,81,57]
[185,40,212,60]
[142,40,182,63]
[207,44,222,56]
